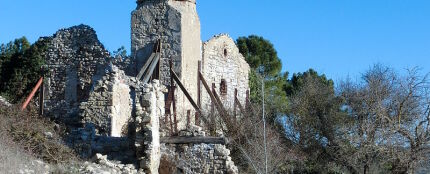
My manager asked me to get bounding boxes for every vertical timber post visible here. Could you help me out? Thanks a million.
[169,111,173,135]
[165,86,172,134]
[245,89,250,115]
[211,83,217,134]
[187,110,191,129]
[39,79,44,115]
[170,60,178,133]
[196,61,201,126]
[233,88,237,118]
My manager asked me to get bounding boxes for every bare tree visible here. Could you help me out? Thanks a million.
[213,104,292,174]
[340,65,430,174]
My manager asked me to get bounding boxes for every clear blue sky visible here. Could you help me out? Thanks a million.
[1,0,429,81]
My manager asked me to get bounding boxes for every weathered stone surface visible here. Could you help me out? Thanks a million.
[134,80,166,174]
[0,96,11,107]
[43,24,110,125]
[160,141,238,174]
[38,1,246,173]
[132,0,202,130]
[201,34,250,116]
[80,65,134,137]
[83,154,145,174]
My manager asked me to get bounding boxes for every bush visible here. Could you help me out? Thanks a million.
[0,104,78,164]
[0,133,48,174]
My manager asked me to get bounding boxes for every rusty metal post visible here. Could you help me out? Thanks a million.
[21,77,44,111]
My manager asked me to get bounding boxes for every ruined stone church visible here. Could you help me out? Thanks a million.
[39,0,250,173]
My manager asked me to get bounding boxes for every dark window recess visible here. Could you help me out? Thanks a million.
[223,49,228,57]
[220,79,227,95]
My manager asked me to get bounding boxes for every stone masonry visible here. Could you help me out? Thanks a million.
[39,0,247,173]
[201,34,250,115]
[79,65,134,137]
[43,25,110,126]
[134,80,166,173]
[132,0,202,130]
[159,126,238,174]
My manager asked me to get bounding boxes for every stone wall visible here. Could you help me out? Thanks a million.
[132,0,182,83]
[66,123,135,162]
[79,65,134,137]
[134,80,167,173]
[38,1,248,172]
[201,34,250,115]
[132,0,202,130]
[159,129,238,174]
[43,25,110,126]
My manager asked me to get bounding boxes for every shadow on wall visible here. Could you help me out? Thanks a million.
[136,43,158,75]
[67,123,136,164]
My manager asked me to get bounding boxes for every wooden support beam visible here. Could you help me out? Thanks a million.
[136,53,156,80]
[212,83,229,119]
[187,110,191,129]
[169,112,173,135]
[39,80,44,115]
[160,136,226,145]
[170,61,177,133]
[169,65,201,114]
[245,89,256,115]
[211,83,217,133]
[198,71,236,133]
[143,54,160,83]
[153,40,161,53]
[165,85,174,133]
[245,89,249,110]
[151,41,162,81]
[196,61,201,126]
[246,98,256,116]
[198,71,228,118]
[168,61,210,127]
[235,96,245,115]
[137,40,161,80]
[233,88,237,117]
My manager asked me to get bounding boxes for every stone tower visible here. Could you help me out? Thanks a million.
[131,0,202,129]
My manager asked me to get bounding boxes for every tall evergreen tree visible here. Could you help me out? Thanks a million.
[237,35,288,124]
[237,35,282,77]
[0,37,50,102]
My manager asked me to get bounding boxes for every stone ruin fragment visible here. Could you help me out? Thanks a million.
[38,0,249,173]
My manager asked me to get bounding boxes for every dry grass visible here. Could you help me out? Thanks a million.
[0,132,48,174]
[0,104,78,165]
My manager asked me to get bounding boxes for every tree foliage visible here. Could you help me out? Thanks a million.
[237,35,282,77]
[286,69,354,173]
[0,37,50,102]
[285,68,334,96]
[237,35,288,124]
[112,46,128,59]
[237,34,430,173]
